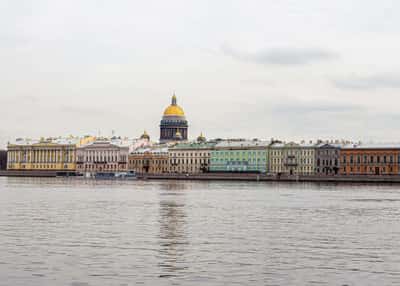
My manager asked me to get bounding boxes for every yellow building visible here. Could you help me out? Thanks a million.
[7,136,95,172]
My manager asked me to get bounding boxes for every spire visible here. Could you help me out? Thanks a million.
[172,93,177,105]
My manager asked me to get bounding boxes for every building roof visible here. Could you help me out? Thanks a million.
[342,143,400,150]
[315,142,343,148]
[9,136,81,147]
[170,141,217,150]
[131,147,169,154]
[78,137,132,149]
[270,141,317,148]
[215,140,270,149]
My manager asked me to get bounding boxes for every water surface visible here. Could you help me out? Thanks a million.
[0,177,400,285]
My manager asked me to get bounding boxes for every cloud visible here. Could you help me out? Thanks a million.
[58,105,111,117]
[222,44,338,66]
[272,102,364,114]
[333,74,400,90]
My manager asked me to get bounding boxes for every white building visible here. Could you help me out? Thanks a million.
[76,138,130,174]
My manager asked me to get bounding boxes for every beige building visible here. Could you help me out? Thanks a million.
[128,147,169,174]
[168,142,215,174]
[269,141,316,175]
[6,136,93,173]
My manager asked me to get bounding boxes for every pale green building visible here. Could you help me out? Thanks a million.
[210,140,269,173]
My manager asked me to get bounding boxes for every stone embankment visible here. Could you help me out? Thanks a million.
[137,173,400,183]
[0,170,74,177]
[2,170,400,183]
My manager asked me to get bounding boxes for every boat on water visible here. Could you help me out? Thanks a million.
[91,171,137,180]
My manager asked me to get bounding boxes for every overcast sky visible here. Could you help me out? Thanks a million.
[1,0,400,148]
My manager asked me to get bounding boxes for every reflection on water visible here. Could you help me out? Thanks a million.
[158,195,188,278]
[1,177,400,286]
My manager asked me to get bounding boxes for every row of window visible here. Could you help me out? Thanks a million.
[212,158,266,162]
[342,155,400,164]
[78,164,126,170]
[170,159,209,165]
[271,150,314,156]
[170,166,204,173]
[170,152,210,157]
[213,151,265,157]
[318,150,339,156]
[343,166,395,173]
[129,160,168,165]
[10,164,70,169]
[317,159,338,166]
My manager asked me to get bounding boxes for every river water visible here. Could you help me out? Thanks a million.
[0,177,400,286]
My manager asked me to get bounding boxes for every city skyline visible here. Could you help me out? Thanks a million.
[2,1,400,148]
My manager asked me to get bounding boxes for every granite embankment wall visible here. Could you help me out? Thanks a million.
[2,170,400,183]
[137,173,400,183]
[0,170,75,177]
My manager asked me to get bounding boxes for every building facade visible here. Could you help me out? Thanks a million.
[340,144,400,175]
[315,143,341,175]
[169,142,215,174]
[160,95,188,143]
[7,137,81,173]
[76,139,129,174]
[269,142,316,175]
[210,140,268,173]
[128,147,169,174]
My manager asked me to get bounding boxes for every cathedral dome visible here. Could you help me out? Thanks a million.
[140,130,150,140]
[197,132,206,143]
[160,94,188,143]
[163,94,185,117]
[173,130,183,140]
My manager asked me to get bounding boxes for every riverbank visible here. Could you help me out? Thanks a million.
[3,170,400,183]
[137,173,400,183]
[0,170,74,177]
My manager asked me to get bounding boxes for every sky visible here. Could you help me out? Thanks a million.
[1,0,400,148]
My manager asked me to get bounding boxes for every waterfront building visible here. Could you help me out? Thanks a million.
[128,147,169,174]
[315,142,341,175]
[160,94,188,143]
[76,138,129,174]
[0,150,7,170]
[340,144,400,175]
[269,141,316,175]
[210,140,269,173]
[169,141,215,174]
[6,136,91,173]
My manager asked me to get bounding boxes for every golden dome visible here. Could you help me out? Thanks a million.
[173,130,183,140]
[163,94,185,116]
[140,130,150,140]
[197,132,206,142]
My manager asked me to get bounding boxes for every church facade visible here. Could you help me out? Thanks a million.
[159,95,188,143]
